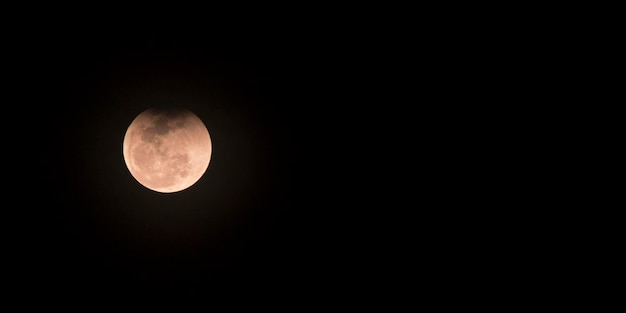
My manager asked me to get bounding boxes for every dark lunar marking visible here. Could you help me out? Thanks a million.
[152,117,172,135]
[174,120,186,128]
[141,107,192,140]
[140,127,161,145]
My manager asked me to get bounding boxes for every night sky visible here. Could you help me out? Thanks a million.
[3,9,560,307]
[6,27,255,301]
[5,20,392,304]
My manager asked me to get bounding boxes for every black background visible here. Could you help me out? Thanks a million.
[6,18,392,304]
[2,7,588,308]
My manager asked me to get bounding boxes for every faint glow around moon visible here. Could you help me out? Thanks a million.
[123,107,212,193]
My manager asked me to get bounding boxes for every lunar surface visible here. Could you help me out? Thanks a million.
[123,107,212,193]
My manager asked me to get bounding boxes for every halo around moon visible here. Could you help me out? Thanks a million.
[123,107,212,193]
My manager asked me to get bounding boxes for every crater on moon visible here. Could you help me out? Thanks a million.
[123,107,212,193]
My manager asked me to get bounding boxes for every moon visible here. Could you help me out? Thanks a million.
[123,107,212,193]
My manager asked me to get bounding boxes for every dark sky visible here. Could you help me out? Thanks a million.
[7,28,320,299]
[6,21,389,304]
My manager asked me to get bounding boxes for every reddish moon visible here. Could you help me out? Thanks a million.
[123,107,212,193]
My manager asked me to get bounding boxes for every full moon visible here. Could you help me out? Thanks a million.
[123,107,212,193]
